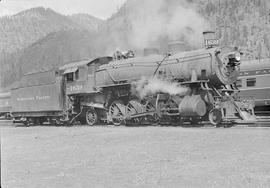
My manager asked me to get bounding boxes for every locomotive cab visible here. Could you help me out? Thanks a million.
[59,57,113,125]
[60,57,113,95]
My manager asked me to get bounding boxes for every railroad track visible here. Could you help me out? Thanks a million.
[247,116,270,127]
[1,118,270,127]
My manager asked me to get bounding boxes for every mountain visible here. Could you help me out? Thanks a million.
[1,1,270,89]
[0,7,104,88]
[0,7,103,53]
[69,14,103,31]
[0,29,102,87]
[19,29,107,72]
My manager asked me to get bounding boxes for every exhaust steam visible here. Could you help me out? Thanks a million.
[132,76,188,99]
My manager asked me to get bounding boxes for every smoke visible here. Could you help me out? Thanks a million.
[132,76,188,99]
[124,0,210,49]
[99,0,210,55]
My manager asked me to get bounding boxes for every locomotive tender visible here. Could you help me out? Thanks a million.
[7,32,256,126]
[10,69,66,124]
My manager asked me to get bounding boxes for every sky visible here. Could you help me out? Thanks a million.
[0,0,127,19]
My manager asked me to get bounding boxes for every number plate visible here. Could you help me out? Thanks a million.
[205,39,219,46]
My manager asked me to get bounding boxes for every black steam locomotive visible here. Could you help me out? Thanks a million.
[0,32,256,126]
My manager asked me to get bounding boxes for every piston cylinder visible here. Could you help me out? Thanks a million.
[178,95,207,117]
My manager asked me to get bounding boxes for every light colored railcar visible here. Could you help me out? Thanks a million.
[237,59,270,115]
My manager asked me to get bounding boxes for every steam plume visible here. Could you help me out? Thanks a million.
[132,77,188,99]
[105,0,210,52]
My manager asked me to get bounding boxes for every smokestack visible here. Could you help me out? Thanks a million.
[203,31,218,48]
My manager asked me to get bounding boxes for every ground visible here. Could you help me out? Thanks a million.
[1,123,270,188]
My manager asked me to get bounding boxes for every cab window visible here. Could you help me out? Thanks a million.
[246,78,256,87]
[66,73,74,82]
[66,70,79,82]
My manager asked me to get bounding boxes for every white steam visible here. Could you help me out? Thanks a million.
[132,77,188,99]
[124,0,210,49]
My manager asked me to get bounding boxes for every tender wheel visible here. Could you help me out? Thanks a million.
[85,108,98,126]
[49,118,61,126]
[209,108,222,126]
[38,117,46,125]
[109,100,125,126]
[33,117,45,125]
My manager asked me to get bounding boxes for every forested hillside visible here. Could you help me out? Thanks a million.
[0,30,103,87]
[0,7,102,53]
[198,0,270,59]
[0,8,103,89]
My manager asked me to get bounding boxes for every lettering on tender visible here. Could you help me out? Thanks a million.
[35,96,50,100]
[17,96,50,101]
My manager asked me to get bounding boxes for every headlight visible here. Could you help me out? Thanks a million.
[228,52,241,63]
[234,52,241,62]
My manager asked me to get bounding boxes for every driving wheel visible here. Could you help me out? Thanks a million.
[109,100,126,126]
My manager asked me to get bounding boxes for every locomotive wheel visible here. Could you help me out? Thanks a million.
[23,118,30,127]
[209,109,222,126]
[145,101,155,112]
[127,100,144,124]
[85,108,98,126]
[144,101,159,124]
[109,100,125,126]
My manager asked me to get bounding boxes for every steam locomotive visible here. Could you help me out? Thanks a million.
[1,32,256,126]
